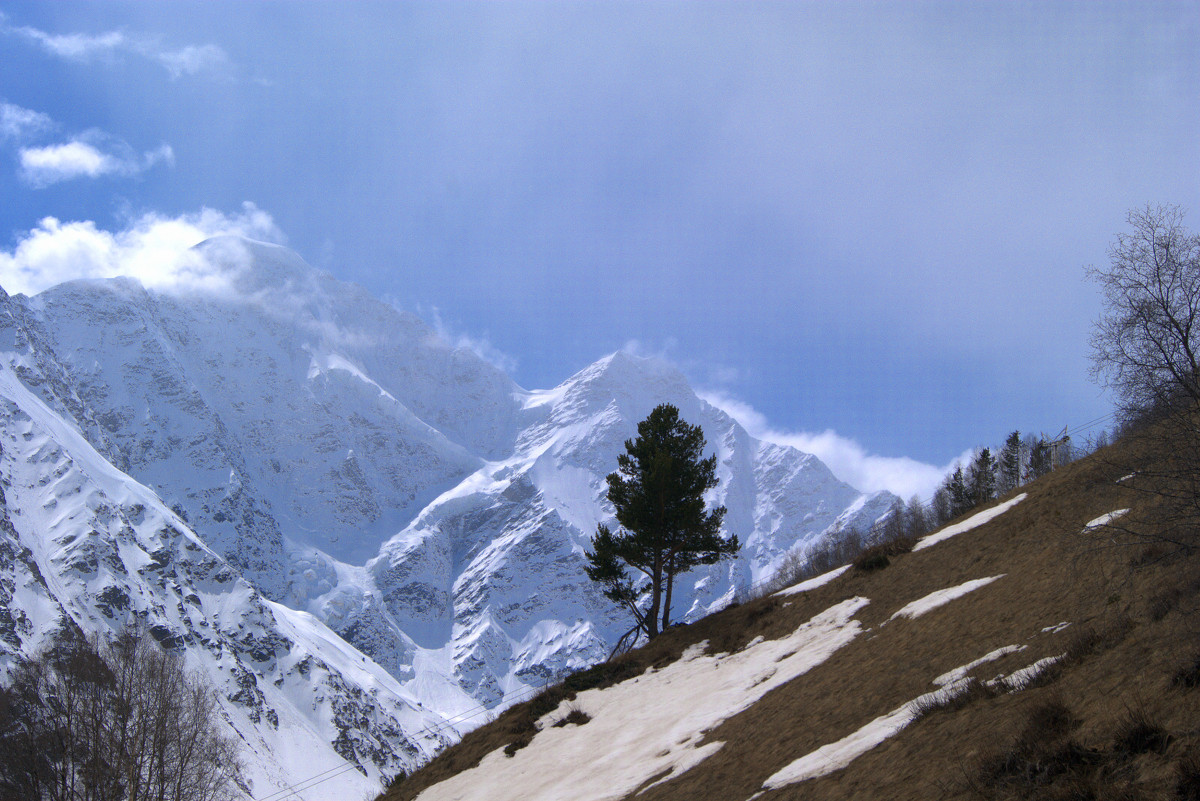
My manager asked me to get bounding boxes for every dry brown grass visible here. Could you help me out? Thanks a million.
[381,427,1200,801]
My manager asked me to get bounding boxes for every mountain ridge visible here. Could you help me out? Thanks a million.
[0,237,896,797]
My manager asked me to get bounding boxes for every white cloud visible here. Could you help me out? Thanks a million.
[0,203,284,297]
[699,390,954,500]
[20,141,116,183]
[0,102,52,141]
[19,136,174,187]
[7,19,229,79]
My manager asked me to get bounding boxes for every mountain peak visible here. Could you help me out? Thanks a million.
[191,235,328,297]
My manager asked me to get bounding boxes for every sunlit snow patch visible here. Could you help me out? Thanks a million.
[774,565,851,597]
[913,494,1027,551]
[932,644,1026,687]
[995,654,1064,690]
[412,597,871,801]
[1084,509,1129,530]
[754,689,938,794]
[888,575,1005,621]
[751,639,1057,797]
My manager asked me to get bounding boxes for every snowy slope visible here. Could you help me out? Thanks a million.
[0,237,896,795]
[0,295,470,799]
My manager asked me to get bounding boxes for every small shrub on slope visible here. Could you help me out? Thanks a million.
[1113,706,1172,757]
[551,703,591,728]
[1177,749,1200,800]
[977,698,1099,795]
[1174,654,1200,690]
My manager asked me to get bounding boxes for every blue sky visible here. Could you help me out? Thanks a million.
[0,1,1196,498]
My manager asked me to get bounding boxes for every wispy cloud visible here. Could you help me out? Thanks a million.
[19,135,174,187]
[153,43,229,79]
[426,306,519,374]
[699,390,956,501]
[4,17,230,79]
[622,339,744,389]
[0,101,53,141]
[14,25,127,61]
[0,100,175,188]
[0,203,283,297]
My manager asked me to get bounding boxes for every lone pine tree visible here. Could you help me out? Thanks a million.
[586,403,737,643]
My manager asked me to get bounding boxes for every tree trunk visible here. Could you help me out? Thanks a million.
[646,556,662,638]
[660,550,675,632]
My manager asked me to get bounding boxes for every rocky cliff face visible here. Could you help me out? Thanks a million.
[0,237,894,797]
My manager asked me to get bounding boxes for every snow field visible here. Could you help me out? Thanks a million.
[0,358,464,801]
[412,597,872,801]
[913,494,1027,551]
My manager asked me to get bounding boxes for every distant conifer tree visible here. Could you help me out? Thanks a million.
[947,464,972,519]
[997,431,1022,495]
[967,447,998,506]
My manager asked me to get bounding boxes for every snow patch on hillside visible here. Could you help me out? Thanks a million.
[933,644,1026,686]
[913,494,1026,551]
[1084,509,1129,529]
[755,637,1061,794]
[774,565,850,597]
[889,576,1005,621]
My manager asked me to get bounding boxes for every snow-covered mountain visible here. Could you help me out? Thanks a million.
[0,237,895,797]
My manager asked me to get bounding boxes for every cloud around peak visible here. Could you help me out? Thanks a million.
[700,390,952,501]
[423,305,519,374]
[0,204,283,297]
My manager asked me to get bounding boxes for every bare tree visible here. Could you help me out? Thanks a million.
[1087,204,1200,419]
[902,495,930,540]
[0,627,243,801]
[1086,205,1200,561]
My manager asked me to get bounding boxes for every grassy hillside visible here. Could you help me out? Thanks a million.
[381,428,1200,801]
